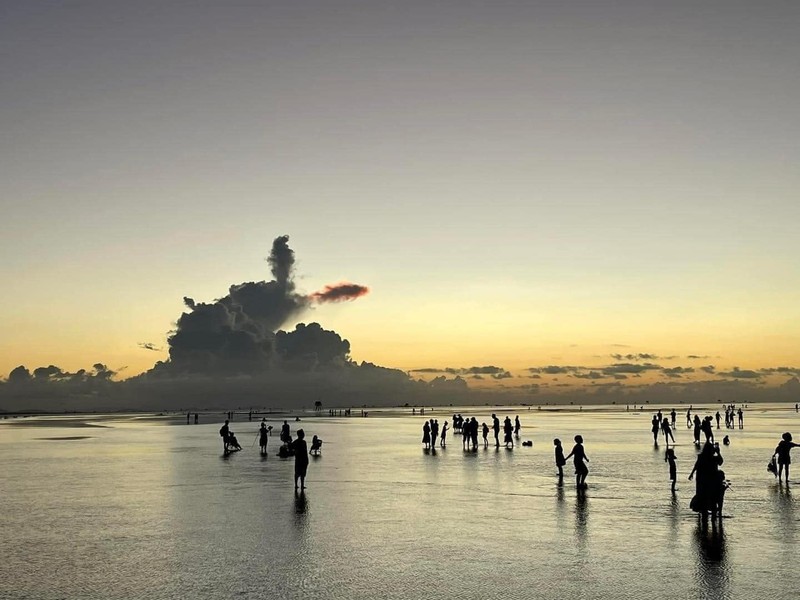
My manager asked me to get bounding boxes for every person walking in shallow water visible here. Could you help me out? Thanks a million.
[440,421,448,447]
[291,429,309,489]
[492,414,500,448]
[665,448,677,492]
[565,435,589,489]
[661,418,675,446]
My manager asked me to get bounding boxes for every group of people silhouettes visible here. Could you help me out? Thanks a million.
[423,414,523,450]
[219,417,322,489]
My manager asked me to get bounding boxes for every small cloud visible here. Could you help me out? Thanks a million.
[138,342,162,352]
[717,367,762,379]
[700,365,716,374]
[310,282,370,303]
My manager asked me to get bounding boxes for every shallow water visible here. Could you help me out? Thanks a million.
[2,405,800,599]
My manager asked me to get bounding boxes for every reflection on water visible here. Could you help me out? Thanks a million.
[693,520,729,599]
[3,406,800,600]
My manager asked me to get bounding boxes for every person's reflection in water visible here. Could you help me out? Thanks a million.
[573,489,589,558]
[693,520,728,600]
[294,489,308,515]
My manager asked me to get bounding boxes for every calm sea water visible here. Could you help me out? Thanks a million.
[2,404,800,600]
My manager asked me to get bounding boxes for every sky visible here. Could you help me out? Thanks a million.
[1,1,799,399]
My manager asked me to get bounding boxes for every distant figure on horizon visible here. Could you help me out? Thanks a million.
[492,414,500,448]
[194,413,199,424]
[259,420,270,454]
[503,417,514,449]
[665,448,677,492]
[514,415,521,437]
[554,438,566,485]
[291,429,309,489]
[422,421,431,449]
[219,419,230,453]
[187,412,190,424]
[565,435,589,489]
[441,421,449,447]
[774,433,800,484]
[482,422,489,448]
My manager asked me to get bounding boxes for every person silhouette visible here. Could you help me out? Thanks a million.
[259,420,269,454]
[440,421,449,447]
[492,414,501,447]
[774,432,800,484]
[514,416,521,437]
[665,448,677,492]
[737,408,744,429]
[291,429,309,489]
[693,415,702,445]
[701,417,714,444]
[503,417,514,448]
[431,419,439,447]
[565,435,589,489]
[219,419,230,452]
[422,421,431,449]
[470,417,479,450]
[194,413,199,424]
[310,435,322,455]
[554,438,566,485]
[670,408,676,428]
[227,431,242,451]
[482,422,489,448]
[715,411,721,429]
[662,418,675,445]
[689,442,724,519]
[281,420,291,444]
[651,415,660,444]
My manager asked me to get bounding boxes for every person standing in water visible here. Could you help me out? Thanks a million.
[565,435,589,489]
[554,438,566,485]
[665,448,677,492]
[492,414,501,448]
[670,409,676,428]
[693,415,702,445]
[651,415,660,443]
[219,419,230,452]
[774,432,800,484]
[431,419,439,447]
[259,420,269,454]
[291,429,309,489]
[470,417,479,450]
[482,422,489,448]
[738,408,744,429]
[422,421,431,449]
[514,415,521,437]
[503,417,514,448]
[440,421,448,447]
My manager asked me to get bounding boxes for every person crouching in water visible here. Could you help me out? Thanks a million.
[310,435,322,456]
[291,429,309,490]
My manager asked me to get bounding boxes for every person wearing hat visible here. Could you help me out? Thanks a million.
[774,433,800,484]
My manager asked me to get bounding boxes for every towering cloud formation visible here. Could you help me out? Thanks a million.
[310,283,370,303]
[158,236,310,375]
